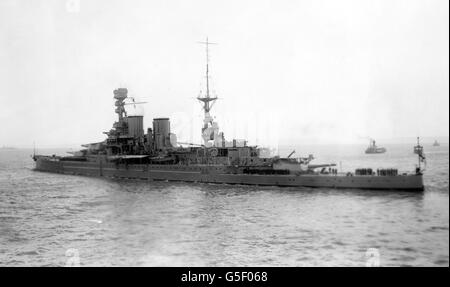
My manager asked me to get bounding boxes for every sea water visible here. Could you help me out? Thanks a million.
[0,144,448,266]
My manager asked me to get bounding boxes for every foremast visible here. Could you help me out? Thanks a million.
[197,38,224,147]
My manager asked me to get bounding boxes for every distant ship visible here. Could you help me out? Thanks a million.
[433,140,440,147]
[0,146,16,150]
[365,139,386,154]
[32,39,424,191]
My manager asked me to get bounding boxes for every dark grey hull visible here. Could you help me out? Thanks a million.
[35,158,424,191]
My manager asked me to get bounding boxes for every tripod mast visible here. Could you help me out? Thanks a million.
[197,37,218,114]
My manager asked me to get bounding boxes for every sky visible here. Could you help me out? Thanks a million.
[0,0,448,148]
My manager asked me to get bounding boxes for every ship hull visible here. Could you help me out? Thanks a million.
[35,158,424,191]
[365,148,386,154]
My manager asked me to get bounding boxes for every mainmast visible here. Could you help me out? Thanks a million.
[415,137,426,173]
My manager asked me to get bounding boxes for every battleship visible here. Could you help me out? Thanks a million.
[33,40,425,191]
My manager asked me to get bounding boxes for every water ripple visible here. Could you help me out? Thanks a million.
[0,147,448,266]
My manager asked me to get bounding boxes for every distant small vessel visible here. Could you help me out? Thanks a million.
[433,140,440,147]
[0,146,16,150]
[365,139,386,154]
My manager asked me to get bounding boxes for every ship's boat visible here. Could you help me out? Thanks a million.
[32,39,425,191]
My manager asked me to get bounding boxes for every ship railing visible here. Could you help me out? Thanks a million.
[328,169,414,177]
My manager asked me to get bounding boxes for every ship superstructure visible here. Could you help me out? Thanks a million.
[32,40,425,191]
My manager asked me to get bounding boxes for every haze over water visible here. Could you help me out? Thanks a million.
[0,144,448,266]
